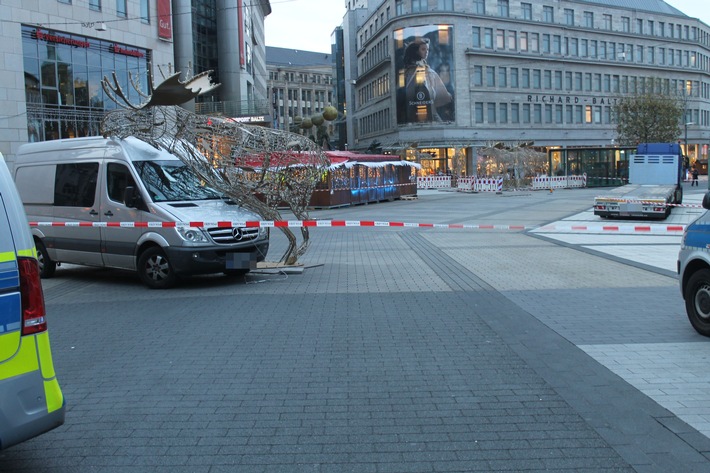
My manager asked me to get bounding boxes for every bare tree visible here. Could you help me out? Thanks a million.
[614,78,684,145]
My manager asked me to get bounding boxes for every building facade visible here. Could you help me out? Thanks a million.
[1,0,272,167]
[173,0,272,123]
[1,0,174,166]
[341,0,710,175]
[266,47,337,144]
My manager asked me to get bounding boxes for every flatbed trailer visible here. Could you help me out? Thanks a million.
[593,143,683,220]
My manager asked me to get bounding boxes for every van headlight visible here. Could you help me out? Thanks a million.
[177,227,209,244]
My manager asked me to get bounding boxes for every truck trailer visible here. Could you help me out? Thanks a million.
[593,143,684,220]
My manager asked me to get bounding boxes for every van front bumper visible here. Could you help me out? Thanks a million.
[165,240,269,275]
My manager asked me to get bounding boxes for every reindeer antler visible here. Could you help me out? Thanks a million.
[102,70,220,110]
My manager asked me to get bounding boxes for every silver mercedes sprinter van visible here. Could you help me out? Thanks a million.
[13,137,269,289]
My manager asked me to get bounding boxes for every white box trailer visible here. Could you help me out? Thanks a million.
[593,143,684,220]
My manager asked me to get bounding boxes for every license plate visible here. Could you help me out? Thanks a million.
[226,252,257,270]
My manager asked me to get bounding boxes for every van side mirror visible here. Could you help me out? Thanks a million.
[123,186,138,208]
[703,191,710,210]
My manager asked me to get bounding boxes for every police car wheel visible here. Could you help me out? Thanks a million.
[138,247,177,289]
[685,269,710,336]
[35,239,56,278]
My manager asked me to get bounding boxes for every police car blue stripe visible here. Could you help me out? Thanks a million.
[0,292,21,334]
[684,224,710,249]
[0,262,19,292]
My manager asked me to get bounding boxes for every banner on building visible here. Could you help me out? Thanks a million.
[157,0,172,40]
[394,25,455,125]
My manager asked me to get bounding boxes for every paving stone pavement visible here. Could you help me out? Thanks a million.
[2,187,710,472]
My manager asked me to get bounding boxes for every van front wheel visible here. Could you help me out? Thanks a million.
[138,247,177,289]
[35,239,56,278]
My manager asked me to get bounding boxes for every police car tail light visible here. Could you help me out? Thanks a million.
[18,257,47,335]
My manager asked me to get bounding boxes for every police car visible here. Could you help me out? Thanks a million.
[679,191,710,336]
[0,153,65,449]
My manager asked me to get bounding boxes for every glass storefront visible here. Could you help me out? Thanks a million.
[549,147,635,187]
[22,25,150,142]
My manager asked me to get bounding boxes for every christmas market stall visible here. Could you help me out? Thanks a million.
[311,151,420,208]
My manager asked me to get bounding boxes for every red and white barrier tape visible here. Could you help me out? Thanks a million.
[28,220,687,233]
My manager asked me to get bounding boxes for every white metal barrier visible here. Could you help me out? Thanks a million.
[417,176,452,189]
[532,174,587,190]
[457,177,504,192]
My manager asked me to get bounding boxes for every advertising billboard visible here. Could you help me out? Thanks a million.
[395,25,454,124]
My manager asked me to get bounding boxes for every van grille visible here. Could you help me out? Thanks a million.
[207,226,260,244]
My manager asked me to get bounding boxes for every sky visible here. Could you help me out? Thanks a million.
[265,0,710,54]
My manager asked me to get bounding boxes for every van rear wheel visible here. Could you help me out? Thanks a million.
[35,239,56,278]
[138,247,177,289]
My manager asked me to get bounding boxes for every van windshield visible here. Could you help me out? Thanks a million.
[133,160,221,202]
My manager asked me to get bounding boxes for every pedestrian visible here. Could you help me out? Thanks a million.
[692,166,699,186]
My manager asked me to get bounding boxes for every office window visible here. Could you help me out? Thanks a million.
[566,105,573,123]
[412,0,426,13]
[565,71,572,90]
[395,0,403,15]
[543,70,551,89]
[593,73,601,91]
[659,22,665,36]
[438,0,453,9]
[552,35,561,54]
[497,29,505,49]
[611,75,619,93]
[543,6,553,23]
[522,3,532,20]
[140,0,150,23]
[574,72,582,91]
[508,30,517,50]
[486,66,495,87]
[542,34,550,53]
[575,105,583,123]
[475,102,484,123]
[637,19,643,34]
[555,104,563,124]
[499,104,508,123]
[522,69,530,88]
[498,67,507,87]
[484,28,493,48]
[603,14,612,30]
[116,0,126,16]
[622,17,630,32]
[603,74,611,92]
[564,9,574,26]
[544,104,552,123]
[511,103,519,123]
[649,20,655,35]
[554,70,562,90]
[585,105,593,123]
[530,33,539,52]
[584,73,591,91]
[520,32,528,51]
[473,65,483,86]
[473,0,485,14]
[534,104,542,123]
[89,0,101,10]
[487,103,496,123]
[584,11,593,28]
[472,27,481,48]
[659,47,665,65]
[580,39,588,57]
[522,103,531,123]
[570,38,578,57]
[510,68,519,88]
[533,69,541,89]
[590,40,597,58]
[498,0,509,17]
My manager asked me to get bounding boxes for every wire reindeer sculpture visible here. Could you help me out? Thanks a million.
[100,68,329,265]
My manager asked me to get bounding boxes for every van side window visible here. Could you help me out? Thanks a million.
[107,163,137,203]
[54,163,98,207]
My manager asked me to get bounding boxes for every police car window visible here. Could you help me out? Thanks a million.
[107,163,137,203]
[54,163,98,207]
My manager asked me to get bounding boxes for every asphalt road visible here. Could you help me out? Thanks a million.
[3,185,710,473]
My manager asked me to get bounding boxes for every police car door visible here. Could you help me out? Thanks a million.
[0,186,22,365]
